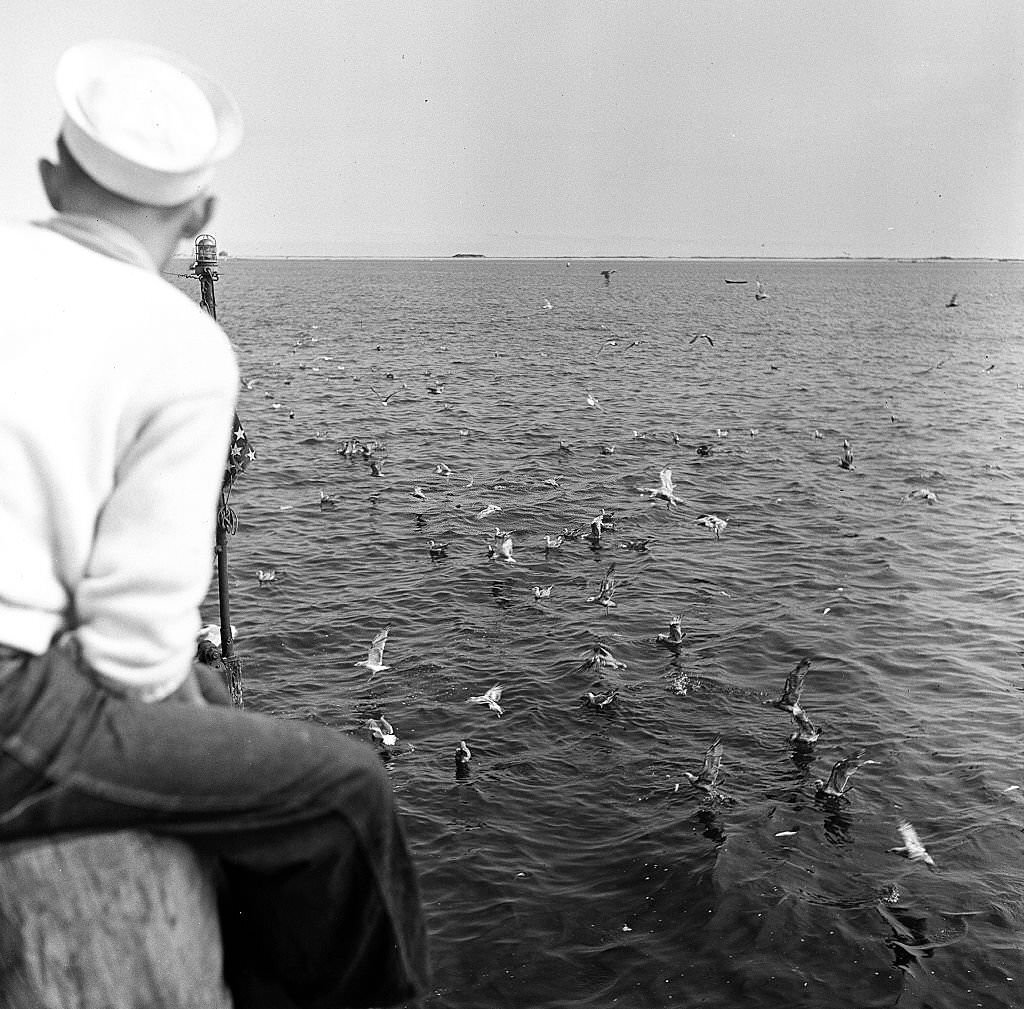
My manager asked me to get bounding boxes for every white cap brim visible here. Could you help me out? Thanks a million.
[56,39,242,207]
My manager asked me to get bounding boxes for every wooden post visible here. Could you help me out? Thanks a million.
[0,831,231,1009]
[193,235,246,707]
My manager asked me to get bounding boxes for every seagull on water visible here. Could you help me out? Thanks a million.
[657,614,685,646]
[256,568,276,584]
[581,689,618,710]
[594,644,628,670]
[576,644,628,674]
[695,514,728,540]
[319,489,337,511]
[428,540,449,559]
[840,439,855,470]
[544,534,564,551]
[681,736,724,798]
[411,486,426,500]
[814,750,877,799]
[455,740,472,778]
[774,658,811,713]
[533,585,553,600]
[356,626,391,675]
[619,538,650,553]
[585,391,604,411]
[476,503,502,520]
[586,563,617,609]
[787,703,821,749]
[469,684,503,717]
[587,509,610,543]
[197,623,237,646]
[487,531,516,564]
[905,488,937,504]
[889,820,936,868]
[367,717,397,749]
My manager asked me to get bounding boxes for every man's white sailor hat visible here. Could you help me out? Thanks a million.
[55,39,242,207]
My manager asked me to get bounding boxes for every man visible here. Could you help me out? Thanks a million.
[0,40,428,1007]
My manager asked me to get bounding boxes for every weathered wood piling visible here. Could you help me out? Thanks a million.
[0,831,231,1009]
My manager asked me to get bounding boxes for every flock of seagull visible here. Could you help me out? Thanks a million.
[350,612,937,869]
[221,274,952,888]
[325,436,939,874]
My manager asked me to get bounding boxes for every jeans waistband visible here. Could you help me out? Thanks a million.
[0,645,29,683]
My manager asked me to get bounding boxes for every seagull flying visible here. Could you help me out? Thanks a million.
[586,563,617,609]
[369,384,399,406]
[815,750,877,799]
[695,514,728,540]
[688,332,714,347]
[889,820,936,868]
[774,658,811,713]
[639,467,681,508]
[469,684,503,717]
[682,736,724,798]
[356,626,391,675]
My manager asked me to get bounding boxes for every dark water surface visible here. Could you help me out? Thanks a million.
[176,258,1023,1008]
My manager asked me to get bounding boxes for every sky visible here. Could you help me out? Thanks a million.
[3,2,1023,259]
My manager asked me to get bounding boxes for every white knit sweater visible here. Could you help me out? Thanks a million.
[0,220,239,700]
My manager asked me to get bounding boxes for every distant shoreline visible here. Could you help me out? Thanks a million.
[172,254,1023,264]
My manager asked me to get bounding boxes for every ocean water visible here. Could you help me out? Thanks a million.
[174,258,1024,1008]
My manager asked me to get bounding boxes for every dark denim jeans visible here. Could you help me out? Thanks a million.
[0,638,428,1008]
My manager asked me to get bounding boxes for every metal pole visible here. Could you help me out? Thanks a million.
[193,236,245,706]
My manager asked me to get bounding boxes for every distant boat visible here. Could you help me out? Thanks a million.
[724,279,748,284]
[755,279,770,301]
[946,292,959,308]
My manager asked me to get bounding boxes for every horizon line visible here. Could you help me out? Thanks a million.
[174,252,1024,263]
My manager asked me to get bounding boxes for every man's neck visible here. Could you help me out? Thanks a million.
[38,214,161,272]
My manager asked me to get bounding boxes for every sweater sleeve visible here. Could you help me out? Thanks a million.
[74,339,238,702]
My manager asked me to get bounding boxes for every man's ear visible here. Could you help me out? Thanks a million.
[38,158,64,212]
[180,195,215,239]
